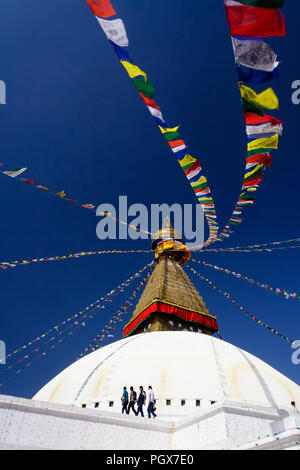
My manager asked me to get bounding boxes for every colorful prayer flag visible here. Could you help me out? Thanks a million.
[239,84,279,110]
[234,0,284,7]
[97,18,129,47]
[133,78,154,99]
[232,37,279,72]
[237,64,279,84]
[246,153,272,168]
[55,190,66,198]
[140,94,160,110]
[159,125,180,135]
[3,167,27,177]
[121,61,147,80]
[246,121,282,137]
[85,0,116,18]
[244,112,281,126]
[224,1,286,37]
[247,134,279,152]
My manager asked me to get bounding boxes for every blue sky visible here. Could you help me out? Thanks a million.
[0,0,299,398]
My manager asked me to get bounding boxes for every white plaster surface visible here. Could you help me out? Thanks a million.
[2,331,300,450]
[0,394,299,450]
[33,332,300,414]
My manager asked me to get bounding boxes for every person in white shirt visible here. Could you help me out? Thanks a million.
[147,385,157,419]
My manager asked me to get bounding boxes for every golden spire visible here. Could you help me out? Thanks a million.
[123,218,218,338]
[152,216,183,243]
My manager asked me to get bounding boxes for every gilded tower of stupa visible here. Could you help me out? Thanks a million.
[123,217,218,338]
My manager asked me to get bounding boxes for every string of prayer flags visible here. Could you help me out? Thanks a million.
[0,163,152,237]
[78,265,154,358]
[84,0,219,245]
[0,262,154,379]
[187,264,295,345]
[0,249,151,271]
[201,245,300,253]
[219,0,285,242]
[194,239,300,253]
[192,259,300,300]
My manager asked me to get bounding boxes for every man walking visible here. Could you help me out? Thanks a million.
[136,386,146,417]
[127,386,137,416]
[147,385,157,419]
[121,386,129,414]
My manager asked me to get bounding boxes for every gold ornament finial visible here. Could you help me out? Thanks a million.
[152,216,182,243]
[151,217,190,265]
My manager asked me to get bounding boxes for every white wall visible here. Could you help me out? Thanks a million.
[0,394,298,450]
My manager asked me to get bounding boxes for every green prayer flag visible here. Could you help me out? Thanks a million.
[192,182,208,191]
[239,193,257,201]
[235,0,284,7]
[133,78,155,99]
[242,99,264,116]
[164,131,180,142]
[247,148,274,157]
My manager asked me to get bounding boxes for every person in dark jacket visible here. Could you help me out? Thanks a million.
[127,386,137,415]
[136,386,146,417]
[121,386,129,414]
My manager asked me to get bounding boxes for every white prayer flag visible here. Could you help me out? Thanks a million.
[3,167,27,178]
[232,37,279,72]
[97,18,129,47]
[147,106,165,123]
[246,122,283,137]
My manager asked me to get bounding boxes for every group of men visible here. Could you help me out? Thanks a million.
[121,385,157,419]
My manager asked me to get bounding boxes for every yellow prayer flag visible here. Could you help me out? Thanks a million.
[247,134,279,152]
[120,61,147,80]
[247,187,258,192]
[191,175,207,187]
[244,164,263,180]
[239,83,279,110]
[158,125,180,134]
[178,154,197,168]
[56,190,66,198]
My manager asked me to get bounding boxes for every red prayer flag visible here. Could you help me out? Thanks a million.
[184,162,202,177]
[85,0,116,18]
[246,153,272,168]
[224,3,285,37]
[243,175,264,187]
[21,178,34,185]
[244,112,281,127]
[139,93,160,110]
[168,139,185,149]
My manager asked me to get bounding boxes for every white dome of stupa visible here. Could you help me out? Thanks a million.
[33,331,300,416]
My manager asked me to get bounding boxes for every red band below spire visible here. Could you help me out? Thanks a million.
[123,299,218,338]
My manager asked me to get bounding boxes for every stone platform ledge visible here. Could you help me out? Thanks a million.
[0,394,298,450]
[0,394,289,431]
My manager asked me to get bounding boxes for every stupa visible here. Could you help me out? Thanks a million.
[123,217,218,338]
[0,219,300,450]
